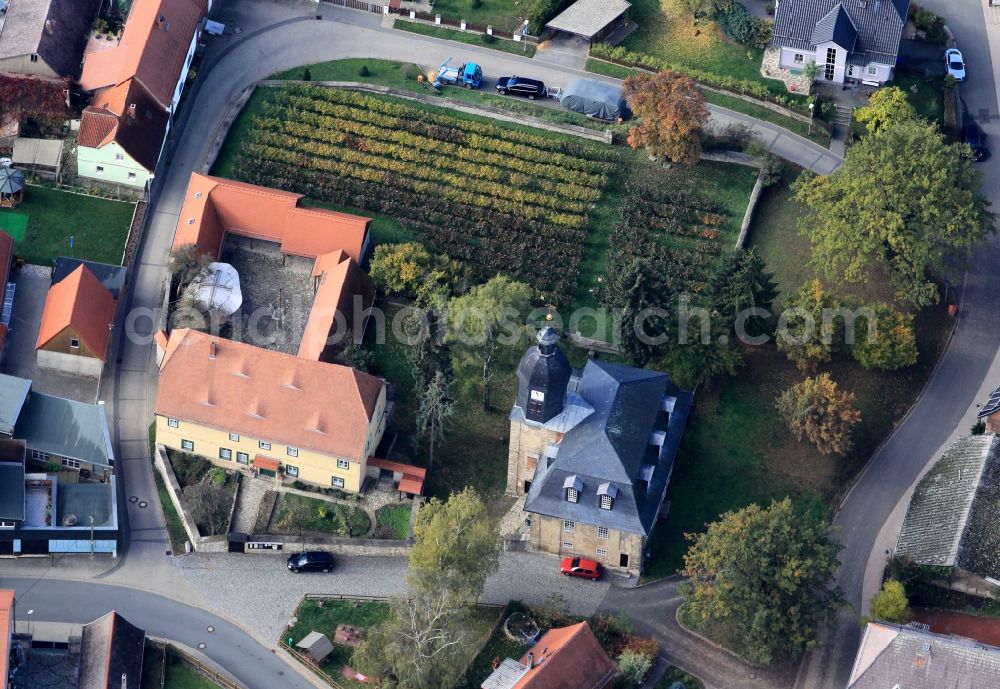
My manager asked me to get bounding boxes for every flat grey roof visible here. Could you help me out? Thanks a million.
[57,481,115,527]
[16,393,113,468]
[12,138,63,169]
[0,373,31,436]
[545,0,631,39]
[0,462,24,521]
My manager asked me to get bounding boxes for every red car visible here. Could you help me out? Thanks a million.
[560,557,601,580]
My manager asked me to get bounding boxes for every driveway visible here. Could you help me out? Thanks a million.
[0,265,98,402]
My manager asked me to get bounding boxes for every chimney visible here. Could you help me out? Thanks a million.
[44,19,54,35]
[209,341,217,360]
[127,103,136,119]
[526,652,534,669]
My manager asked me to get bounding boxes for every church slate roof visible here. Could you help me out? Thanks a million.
[521,359,693,536]
[772,0,909,65]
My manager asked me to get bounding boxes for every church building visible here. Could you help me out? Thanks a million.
[507,327,693,575]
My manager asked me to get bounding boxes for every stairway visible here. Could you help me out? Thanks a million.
[833,104,853,136]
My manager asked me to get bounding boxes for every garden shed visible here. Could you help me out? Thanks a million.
[545,0,631,42]
[12,138,63,180]
[296,631,334,664]
[0,164,25,208]
[561,79,629,121]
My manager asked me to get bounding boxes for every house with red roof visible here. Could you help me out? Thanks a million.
[35,263,117,376]
[77,0,209,188]
[481,622,617,689]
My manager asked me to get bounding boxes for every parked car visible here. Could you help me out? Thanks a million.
[961,116,990,161]
[560,556,601,580]
[495,76,546,99]
[945,48,966,81]
[286,551,334,573]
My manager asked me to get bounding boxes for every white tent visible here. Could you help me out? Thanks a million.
[188,262,242,315]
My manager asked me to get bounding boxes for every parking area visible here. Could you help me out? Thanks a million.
[0,265,99,402]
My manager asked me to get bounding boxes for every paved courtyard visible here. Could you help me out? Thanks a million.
[0,265,99,402]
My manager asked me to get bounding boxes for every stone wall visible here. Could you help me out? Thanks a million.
[506,419,559,496]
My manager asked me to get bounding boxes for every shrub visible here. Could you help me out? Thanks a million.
[715,2,772,49]
[358,65,370,77]
[972,420,987,435]
[777,373,861,456]
[870,580,912,624]
[302,67,312,81]
[480,32,496,44]
[404,63,423,80]
[526,0,573,34]
[617,649,653,686]
[910,5,947,44]
[207,468,227,487]
[850,303,918,371]
[623,636,659,662]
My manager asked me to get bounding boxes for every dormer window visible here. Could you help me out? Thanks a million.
[528,389,544,415]
[563,474,582,503]
[598,482,618,511]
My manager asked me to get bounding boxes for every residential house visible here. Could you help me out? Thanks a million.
[77,0,208,187]
[507,327,693,574]
[0,230,13,364]
[35,263,119,376]
[481,622,617,689]
[895,434,1000,592]
[0,372,115,477]
[170,173,375,361]
[154,328,387,492]
[0,437,119,556]
[78,612,145,689]
[771,0,910,85]
[847,622,1000,688]
[0,0,101,78]
[978,382,1000,434]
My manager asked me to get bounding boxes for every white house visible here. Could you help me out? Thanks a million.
[771,0,909,86]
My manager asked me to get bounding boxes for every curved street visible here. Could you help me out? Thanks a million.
[5,1,998,688]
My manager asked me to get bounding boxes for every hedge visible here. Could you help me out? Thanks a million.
[589,43,812,111]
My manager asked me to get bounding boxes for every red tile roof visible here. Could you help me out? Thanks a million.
[79,0,205,110]
[172,174,370,263]
[78,78,169,171]
[0,590,12,686]
[298,252,375,361]
[35,264,116,360]
[253,455,280,472]
[156,329,384,461]
[510,623,617,689]
[368,458,426,496]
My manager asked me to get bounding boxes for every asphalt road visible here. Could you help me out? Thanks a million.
[795,1,1000,687]
[1,577,316,689]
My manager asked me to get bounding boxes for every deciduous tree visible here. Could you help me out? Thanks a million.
[850,303,918,371]
[775,280,841,371]
[794,120,993,307]
[682,498,843,665]
[444,276,533,410]
[777,373,861,455]
[870,580,912,624]
[854,87,917,135]
[369,242,470,306]
[168,244,212,296]
[622,71,710,164]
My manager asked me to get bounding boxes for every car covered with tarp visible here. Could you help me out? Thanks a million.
[560,79,629,121]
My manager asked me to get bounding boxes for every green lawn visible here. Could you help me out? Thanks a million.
[891,67,946,127]
[374,504,412,539]
[142,644,223,689]
[0,212,28,240]
[395,21,536,57]
[419,0,526,31]
[623,0,779,95]
[0,186,134,265]
[149,423,188,556]
[275,494,370,537]
[641,169,954,580]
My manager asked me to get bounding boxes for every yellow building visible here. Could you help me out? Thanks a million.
[154,328,386,492]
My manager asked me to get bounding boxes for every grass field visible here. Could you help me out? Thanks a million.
[0,186,134,266]
[623,0,778,94]
[641,168,953,580]
[394,21,536,57]
[142,644,222,689]
[893,67,946,127]
[421,0,526,31]
[374,504,412,539]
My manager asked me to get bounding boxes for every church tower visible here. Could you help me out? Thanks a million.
[506,326,572,496]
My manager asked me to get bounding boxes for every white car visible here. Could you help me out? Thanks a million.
[946,48,966,81]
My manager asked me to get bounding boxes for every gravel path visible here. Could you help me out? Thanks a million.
[231,476,269,533]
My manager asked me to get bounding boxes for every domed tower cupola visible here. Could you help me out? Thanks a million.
[515,326,572,424]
